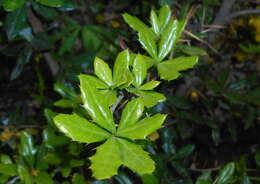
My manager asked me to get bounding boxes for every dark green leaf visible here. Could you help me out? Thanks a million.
[36,0,64,7]
[216,162,235,184]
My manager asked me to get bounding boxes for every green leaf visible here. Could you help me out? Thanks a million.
[150,10,160,35]
[178,44,207,56]
[255,152,260,168]
[35,172,53,184]
[122,13,149,33]
[94,57,113,86]
[11,45,33,80]
[17,164,33,184]
[141,174,159,184]
[54,113,110,143]
[19,132,36,168]
[3,0,26,11]
[139,31,157,59]
[158,20,186,61]
[54,99,78,108]
[173,144,195,160]
[113,50,131,86]
[157,56,198,81]
[139,81,160,90]
[36,0,64,7]
[5,5,27,40]
[117,114,166,140]
[43,128,69,148]
[79,74,116,133]
[118,138,155,174]
[133,54,147,87]
[99,89,117,106]
[54,82,78,100]
[72,173,85,184]
[81,25,102,53]
[90,137,122,179]
[137,91,166,107]
[0,164,17,176]
[83,75,108,89]
[216,162,235,184]
[58,28,80,55]
[158,5,171,32]
[118,98,144,131]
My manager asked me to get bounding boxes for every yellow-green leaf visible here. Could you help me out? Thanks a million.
[122,13,149,33]
[150,10,160,35]
[94,57,113,86]
[54,114,110,143]
[157,56,198,81]
[159,5,171,32]
[117,114,166,140]
[139,80,161,90]
[113,50,131,86]
[118,138,155,174]
[90,137,122,179]
[79,74,115,133]
[158,19,186,61]
[118,98,144,131]
[133,54,147,87]
[139,31,157,59]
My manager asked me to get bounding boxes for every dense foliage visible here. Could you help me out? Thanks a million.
[0,0,260,184]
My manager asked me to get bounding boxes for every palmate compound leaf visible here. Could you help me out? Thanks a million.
[54,97,166,179]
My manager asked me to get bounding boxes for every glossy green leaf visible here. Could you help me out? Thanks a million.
[36,0,64,7]
[173,144,195,160]
[122,13,149,33]
[79,74,115,133]
[19,132,36,168]
[35,172,53,184]
[159,5,171,32]
[157,56,198,81]
[94,57,113,86]
[139,31,157,59]
[158,20,186,61]
[216,162,235,184]
[54,82,78,100]
[113,50,131,86]
[118,98,144,131]
[133,90,166,107]
[17,164,33,184]
[3,0,26,11]
[0,164,17,176]
[118,138,155,174]
[133,54,147,87]
[90,137,122,179]
[150,10,160,35]
[117,114,166,140]
[54,113,110,143]
[5,6,27,40]
[139,81,161,90]
[54,99,78,108]
[100,89,117,106]
[255,152,260,167]
[43,128,69,148]
[241,175,251,184]
[83,75,108,89]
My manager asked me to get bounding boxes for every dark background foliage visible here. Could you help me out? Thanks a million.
[0,0,260,183]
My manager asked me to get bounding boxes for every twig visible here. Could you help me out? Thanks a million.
[110,93,124,112]
[27,6,59,76]
[190,163,221,172]
[224,9,260,23]
[183,30,220,56]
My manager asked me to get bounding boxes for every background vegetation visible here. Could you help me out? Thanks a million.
[0,0,260,183]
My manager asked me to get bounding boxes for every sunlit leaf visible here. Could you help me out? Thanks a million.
[94,57,113,86]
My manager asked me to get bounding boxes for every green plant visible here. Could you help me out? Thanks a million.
[54,5,199,179]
